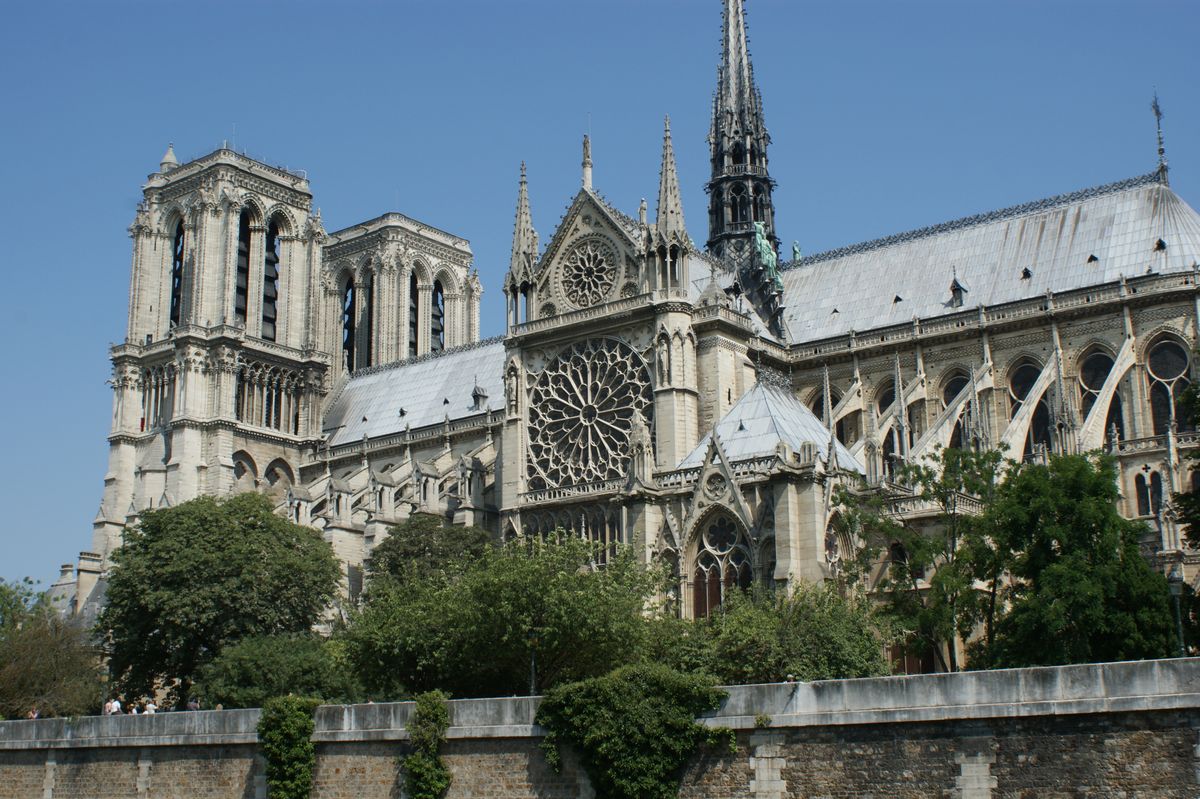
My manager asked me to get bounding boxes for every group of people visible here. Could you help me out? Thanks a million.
[102,697,158,715]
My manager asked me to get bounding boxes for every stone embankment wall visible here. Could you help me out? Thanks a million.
[2,659,1198,798]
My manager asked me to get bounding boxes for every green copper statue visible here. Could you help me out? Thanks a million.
[755,221,783,293]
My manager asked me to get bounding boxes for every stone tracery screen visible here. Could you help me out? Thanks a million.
[526,338,653,491]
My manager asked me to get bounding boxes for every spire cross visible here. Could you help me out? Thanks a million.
[1152,92,1168,181]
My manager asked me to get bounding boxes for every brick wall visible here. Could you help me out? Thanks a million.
[2,659,1198,799]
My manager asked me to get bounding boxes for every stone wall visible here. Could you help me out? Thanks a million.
[2,659,1198,798]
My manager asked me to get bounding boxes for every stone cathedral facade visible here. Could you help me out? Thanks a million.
[58,1,1200,641]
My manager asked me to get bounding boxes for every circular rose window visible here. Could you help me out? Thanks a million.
[562,238,617,307]
[526,338,653,489]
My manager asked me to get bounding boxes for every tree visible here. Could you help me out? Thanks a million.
[835,446,1006,671]
[984,453,1175,667]
[99,493,341,706]
[698,584,893,685]
[196,634,361,709]
[364,513,491,585]
[0,608,101,719]
[344,535,662,698]
[0,577,39,635]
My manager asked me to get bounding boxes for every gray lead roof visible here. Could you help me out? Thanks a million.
[679,380,861,471]
[323,338,506,447]
[779,172,1200,343]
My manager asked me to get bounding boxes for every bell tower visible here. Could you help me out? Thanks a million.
[706,0,777,266]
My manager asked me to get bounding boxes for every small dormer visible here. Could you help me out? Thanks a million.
[949,277,967,308]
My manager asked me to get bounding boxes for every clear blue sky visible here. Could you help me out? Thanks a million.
[1,0,1197,586]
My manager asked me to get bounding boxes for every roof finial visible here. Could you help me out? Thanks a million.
[1152,91,1169,184]
[582,134,593,190]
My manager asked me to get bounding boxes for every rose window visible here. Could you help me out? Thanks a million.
[562,239,617,307]
[526,338,653,490]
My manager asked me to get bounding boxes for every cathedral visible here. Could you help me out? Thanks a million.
[56,1,1200,640]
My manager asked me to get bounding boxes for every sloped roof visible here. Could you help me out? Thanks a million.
[679,380,860,471]
[779,172,1200,342]
[323,338,505,447]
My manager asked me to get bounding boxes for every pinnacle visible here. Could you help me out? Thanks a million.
[656,115,686,239]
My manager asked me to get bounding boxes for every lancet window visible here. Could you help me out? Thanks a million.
[361,273,374,368]
[408,272,419,357]
[234,211,251,326]
[1147,339,1192,436]
[692,513,752,619]
[431,280,445,352]
[262,219,281,341]
[341,280,356,372]
[169,221,186,328]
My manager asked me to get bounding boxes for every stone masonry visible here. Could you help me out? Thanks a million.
[2,659,1198,798]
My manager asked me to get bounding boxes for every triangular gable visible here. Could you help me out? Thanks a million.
[534,189,643,283]
[682,430,756,548]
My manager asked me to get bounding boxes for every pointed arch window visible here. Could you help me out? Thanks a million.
[1009,360,1051,460]
[362,273,374,368]
[1078,350,1125,443]
[234,211,251,326]
[261,219,281,341]
[169,220,186,328]
[341,279,356,372]
[942,372,970,449]
[431,280,445,353]
[1147,339,1192,435]
[409,272,419,357]
[692,513,752,619]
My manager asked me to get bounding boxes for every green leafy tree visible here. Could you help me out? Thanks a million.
[99,493,340,706]
[699,584,893,684]
[984,453,1175,666]
[0,577,39,635]
[344,535,662,698]
[196,633,361,709]
[835,446,1006,671]
[365,513,491,585]
[0,609,101,719]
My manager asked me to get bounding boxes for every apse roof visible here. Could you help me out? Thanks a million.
[678,380,860,471]
[779,172,1200,342]
[323,338,505,447]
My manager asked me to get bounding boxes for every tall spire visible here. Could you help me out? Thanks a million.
[706,0,777,271]
[718,0,756,125]
[509,162,538,276]
[656,116,686,239]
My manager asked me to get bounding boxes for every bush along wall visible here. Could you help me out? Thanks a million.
[403,691,452,799]
[258,696,322,799]
[536,664,735,799]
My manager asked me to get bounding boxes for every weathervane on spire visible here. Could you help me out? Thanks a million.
[1152,91,1169,184]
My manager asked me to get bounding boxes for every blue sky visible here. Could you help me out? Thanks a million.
[1,0,1198,585]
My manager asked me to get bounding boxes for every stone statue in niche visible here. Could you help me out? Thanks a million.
[656,340,671,386]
